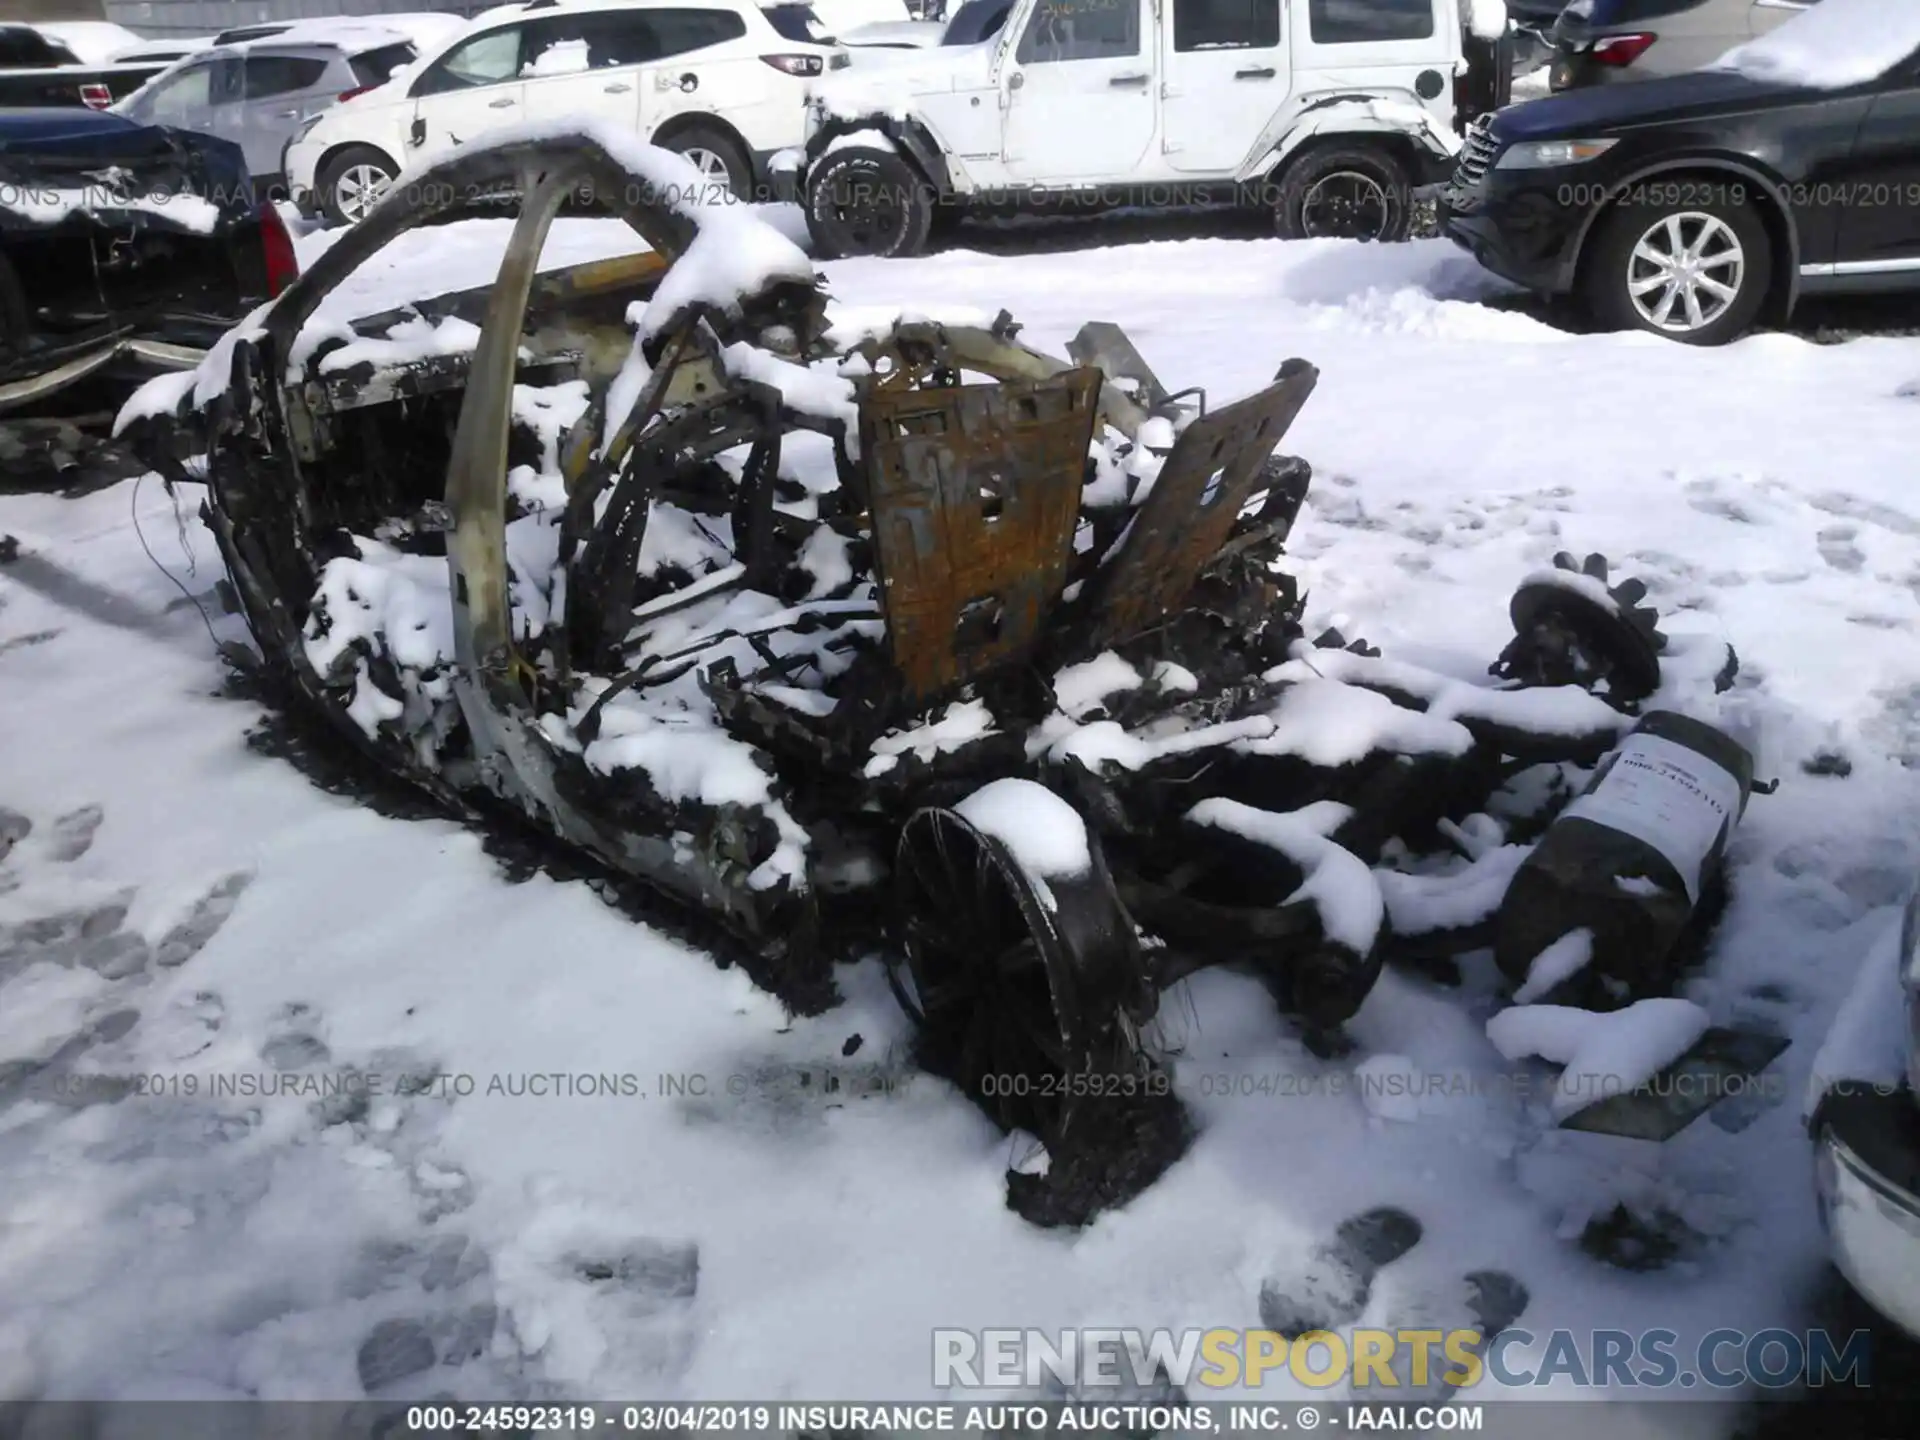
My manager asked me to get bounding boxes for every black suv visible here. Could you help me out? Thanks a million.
[1434,38,1920,343]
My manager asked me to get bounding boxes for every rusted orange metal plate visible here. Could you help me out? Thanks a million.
[861,370,1101,703]
[1085,360,1317,648]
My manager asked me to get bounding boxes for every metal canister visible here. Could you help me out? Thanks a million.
[1495,709,1755,1007]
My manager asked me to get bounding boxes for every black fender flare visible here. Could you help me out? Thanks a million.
[1567,154,1803,315]
[802,113,954,201]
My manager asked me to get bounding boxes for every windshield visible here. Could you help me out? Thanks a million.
[941,0,1012,44]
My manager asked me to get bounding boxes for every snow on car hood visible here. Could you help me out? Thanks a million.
[838,20,946,47]
[1713,0,1920,90]
[810,41,996,118]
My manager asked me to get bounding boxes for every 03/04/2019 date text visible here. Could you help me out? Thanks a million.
[405,1405,781,1432]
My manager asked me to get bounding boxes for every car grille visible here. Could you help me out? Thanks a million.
[1453,118,1499,188]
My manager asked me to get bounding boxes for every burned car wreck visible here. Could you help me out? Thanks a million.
[1,106,296,489]
[120,125,1783,1227]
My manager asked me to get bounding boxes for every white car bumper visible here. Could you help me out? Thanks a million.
[1814,1085,1920,1340]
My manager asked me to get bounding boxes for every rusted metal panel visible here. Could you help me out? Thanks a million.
[861,369,1101,704]
[1084,359,1318,649]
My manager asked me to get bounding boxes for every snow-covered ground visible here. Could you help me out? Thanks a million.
[4,215,1919,1426]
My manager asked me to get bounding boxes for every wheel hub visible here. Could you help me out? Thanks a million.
[1627,212,1744,333]
[1301,172,1389,240]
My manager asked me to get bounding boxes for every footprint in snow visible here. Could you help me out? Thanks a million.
[1683,479,1771,526]
[1346,1270,1531,1404]
[1819,525,1867,573]
[1810,491,1920,539]
[1256,1206,1529,1406]
[0,806,254,1113]
[1864,683,1920,769]
[347,1235,514,1399]
[1257,1206,1424,1339]
[0,802,252,984]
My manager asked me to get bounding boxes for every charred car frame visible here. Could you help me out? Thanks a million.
[122,128,1766,1225]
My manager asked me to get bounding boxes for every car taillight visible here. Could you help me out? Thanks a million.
[761,52,824,75]
[258,200,298,297]
[79,83,112,109]
[337,84,373,102]
[1593,32,1656,66]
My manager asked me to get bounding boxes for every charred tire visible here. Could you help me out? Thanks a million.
[1273,145,1413,243]
[317,145,400,228]
[805,146,934,259]
[655,123,752,201]
[1581,197,1771,346]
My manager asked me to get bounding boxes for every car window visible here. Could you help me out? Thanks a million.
[243,53,330,98]
[644,10,750,59]
[1015,0,1140,62]
[523,27,594,74]
[139,61,215,120]
[413,25,524,94]
[1305,0,1434,43]
[762,3,828,40]
[1173,0,1279,50]
[350,41,416,86]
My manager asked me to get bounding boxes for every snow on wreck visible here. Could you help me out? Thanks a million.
[114,123,1765,1227]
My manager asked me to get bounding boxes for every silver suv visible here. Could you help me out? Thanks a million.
[114,30,418,193]
[1548,0,1815,89]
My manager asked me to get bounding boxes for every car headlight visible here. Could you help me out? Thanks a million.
[1904,885,1920,1095]
[1494,138,1618,169]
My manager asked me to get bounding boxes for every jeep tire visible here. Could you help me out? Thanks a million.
[1273,145,1413,243]
[805,146,935,259]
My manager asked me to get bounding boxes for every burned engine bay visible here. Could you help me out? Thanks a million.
[120,133,1779,1227]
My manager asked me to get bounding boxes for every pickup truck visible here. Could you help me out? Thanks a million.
[0,24,166,111]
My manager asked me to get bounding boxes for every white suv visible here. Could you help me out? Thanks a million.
[286,0,845,224]
[797,0,1506,255]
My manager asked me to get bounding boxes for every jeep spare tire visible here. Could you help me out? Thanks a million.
[805,146,934,260]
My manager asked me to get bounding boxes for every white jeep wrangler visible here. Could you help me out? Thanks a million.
[794,0,1511,256]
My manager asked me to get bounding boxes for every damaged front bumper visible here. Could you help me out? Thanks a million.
[0,334,205,416]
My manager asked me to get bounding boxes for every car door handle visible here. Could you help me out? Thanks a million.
[1109,72,1149,87]
[489,96,516,108]
[1235,66,1276,79]
[604,81,631,92]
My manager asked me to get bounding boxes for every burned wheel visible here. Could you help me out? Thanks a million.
[893,806,1089,1139]
[893,791,1193,1227]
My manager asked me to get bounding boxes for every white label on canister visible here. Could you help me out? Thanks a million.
[1560,732,1743,903]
